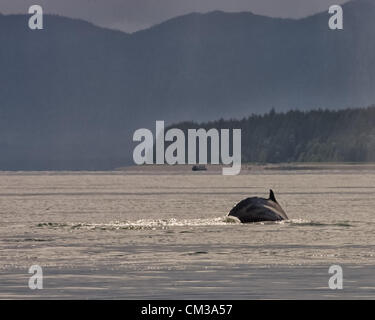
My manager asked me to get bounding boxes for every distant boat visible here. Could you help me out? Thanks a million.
[192,165,207,171]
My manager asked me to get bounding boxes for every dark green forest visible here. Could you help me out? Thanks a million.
[171,106,375,163]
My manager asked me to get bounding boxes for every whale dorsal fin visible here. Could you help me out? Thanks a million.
[269,189,277,202]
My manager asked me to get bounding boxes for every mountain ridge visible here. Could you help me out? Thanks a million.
[0,0,374,169]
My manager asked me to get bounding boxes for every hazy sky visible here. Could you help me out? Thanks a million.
[1,0,350,33]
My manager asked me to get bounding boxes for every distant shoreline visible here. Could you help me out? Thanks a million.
[0,162,374,174]
[116,162,375,174]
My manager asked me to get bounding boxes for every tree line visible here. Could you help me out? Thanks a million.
[169,106,375,163]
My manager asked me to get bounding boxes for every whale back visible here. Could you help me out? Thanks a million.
[228,190,288,223]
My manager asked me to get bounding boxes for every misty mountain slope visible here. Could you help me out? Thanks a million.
[126,0,375,116]
[0,14,134,169]
[0,0,374,169]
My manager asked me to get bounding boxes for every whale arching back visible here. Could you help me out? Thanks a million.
[228,189,288,223]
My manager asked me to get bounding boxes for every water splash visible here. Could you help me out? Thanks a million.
[37,216,241,231]
[36,217,352,231]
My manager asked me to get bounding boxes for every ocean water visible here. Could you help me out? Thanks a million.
[0,169,374,299]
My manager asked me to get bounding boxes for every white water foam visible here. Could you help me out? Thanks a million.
[37,216,242,230]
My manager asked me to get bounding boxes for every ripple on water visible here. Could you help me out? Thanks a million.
[283,219,353,227]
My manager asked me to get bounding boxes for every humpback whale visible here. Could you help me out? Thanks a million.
[228,190,288,223]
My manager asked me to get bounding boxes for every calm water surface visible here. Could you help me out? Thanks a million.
[0,169,374,299]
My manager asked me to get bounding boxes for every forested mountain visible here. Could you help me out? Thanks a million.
[171,107,375,163]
